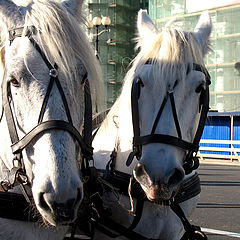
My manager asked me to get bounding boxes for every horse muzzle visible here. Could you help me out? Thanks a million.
[36,188,82,226]
[133,163,183,202]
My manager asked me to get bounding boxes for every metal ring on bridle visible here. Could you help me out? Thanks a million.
[49,69,58,78]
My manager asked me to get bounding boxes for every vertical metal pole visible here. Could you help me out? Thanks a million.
[95,25,99,59]
[230,115,233,161]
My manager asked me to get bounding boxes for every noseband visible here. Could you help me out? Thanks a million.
[1,26,93,192]
[127,61,211,174]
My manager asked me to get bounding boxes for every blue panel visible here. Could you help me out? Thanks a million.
[200,116,230,155]
[233,116,240,150]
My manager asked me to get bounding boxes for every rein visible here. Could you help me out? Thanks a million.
[0,26,94,220]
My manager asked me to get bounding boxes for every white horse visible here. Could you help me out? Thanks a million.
[92,10,212,240]
[0,0,102,239]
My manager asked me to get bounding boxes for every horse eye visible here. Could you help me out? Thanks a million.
[10,78,20,87]
[136,77,144,87]
[195,82,205,93]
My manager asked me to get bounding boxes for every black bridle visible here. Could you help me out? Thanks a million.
[127,62,211,174]
[1,26,93,193]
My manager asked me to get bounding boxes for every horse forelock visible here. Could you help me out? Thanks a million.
[111,26,208,123]
[23,0,103,110]
[123,27,207,93]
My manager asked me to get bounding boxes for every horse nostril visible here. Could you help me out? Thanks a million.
[134,163,146,178]
[38,188,82,215]
[167,168,184,187]
[39,192,51,212]
[52,201,75,221]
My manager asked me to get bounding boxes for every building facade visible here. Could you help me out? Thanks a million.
[87,0,148,108]
[149,0,240,113]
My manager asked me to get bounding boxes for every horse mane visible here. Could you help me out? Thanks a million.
[125,27,206,93]
[1,0,103,110]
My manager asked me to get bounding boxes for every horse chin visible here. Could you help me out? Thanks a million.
[39,208,77,227]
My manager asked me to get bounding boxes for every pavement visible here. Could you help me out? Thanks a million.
[190,161,240,240]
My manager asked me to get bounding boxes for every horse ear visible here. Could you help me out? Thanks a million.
[137,9,159,46]
[61,0,84,17]
[0,0,24,30]
[193,11,212,56]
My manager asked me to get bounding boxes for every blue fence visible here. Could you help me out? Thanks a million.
[200,112,240,157]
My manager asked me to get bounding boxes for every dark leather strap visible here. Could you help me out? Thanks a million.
[128,62,210,174]
[169,92,182,138]
[38,74,55,124]
[83,74,93,160]
[170,203,208,240]
[1,26,94,196]
[11,120,92,157]
[0,192,39,222]
[2,74,19,145]
[151,94,168,134]
[131,78,141,138]
[133,134,199,152]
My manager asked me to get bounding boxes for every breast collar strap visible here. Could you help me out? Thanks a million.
[127,62,211,174]
[2,26,93,194]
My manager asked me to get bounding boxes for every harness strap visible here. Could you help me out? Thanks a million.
[151,95,168,134]
[0,192,39,222]
[83,74,93,161]
[133,134,199,152]
[38,72,55,123]
[169,91,182,138]
[1,25,94,200]
[2,74,20,146]
[127,199,144,231]
[10,120,92,157]
[170,203,208,240]
[128,62,211,173]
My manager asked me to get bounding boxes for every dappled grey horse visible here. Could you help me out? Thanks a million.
[0,0,102,239]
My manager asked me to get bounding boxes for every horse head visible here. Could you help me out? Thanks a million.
[0,0,102,226]
[131,10,212,202]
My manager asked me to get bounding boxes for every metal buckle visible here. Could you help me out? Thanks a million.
[49,69,58,78]
[88,159,94,167]
[0,181,11,192]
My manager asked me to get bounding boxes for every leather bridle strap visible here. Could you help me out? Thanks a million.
[127,63,211,173]
[2,26,94,189]
[2,74,20,146]
[28,37,73,125]
[83,73,93,160]
[10,120,92,156]
[133,134,198,152]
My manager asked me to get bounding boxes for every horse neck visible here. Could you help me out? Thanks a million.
[93,90,137,175]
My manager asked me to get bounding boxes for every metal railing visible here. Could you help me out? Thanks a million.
[198,139,240,162]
